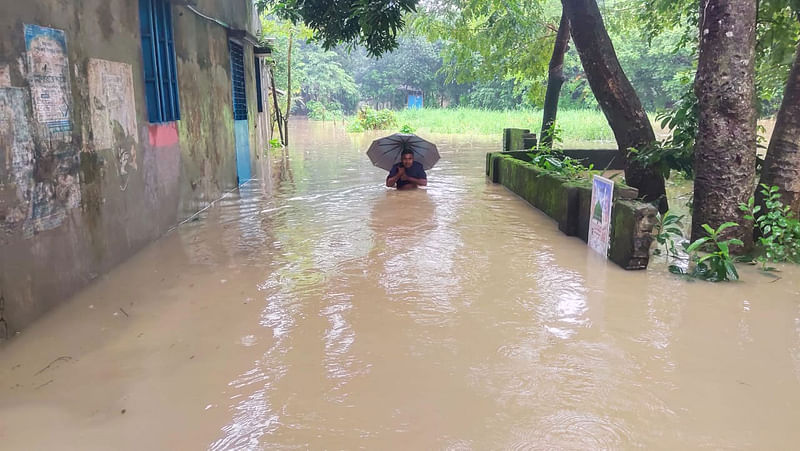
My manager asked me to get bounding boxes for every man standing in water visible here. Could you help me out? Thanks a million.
[386,149,427,189]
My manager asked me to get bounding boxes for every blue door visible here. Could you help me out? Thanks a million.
[229,40,251,184]
[407,94,422,109]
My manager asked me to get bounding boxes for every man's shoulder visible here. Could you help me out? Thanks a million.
[412,161,425,171]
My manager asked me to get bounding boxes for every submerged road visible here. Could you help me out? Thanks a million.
[1,121,799,449]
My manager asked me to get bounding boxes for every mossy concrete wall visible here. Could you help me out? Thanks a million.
[0,0,262,336]
[502,128,537,151]
[496,149,627,170]
[487,152,657,270]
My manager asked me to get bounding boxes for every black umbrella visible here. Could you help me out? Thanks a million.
[366,133,440,171]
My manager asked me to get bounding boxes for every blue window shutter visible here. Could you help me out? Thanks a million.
[139,0,180,123]
[140,0,162,122]
[164,1,180,120]
[229,41,247,120]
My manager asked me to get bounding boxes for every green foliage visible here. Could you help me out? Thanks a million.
[631,77,697,179]
[412,0,552,106]
[269,137,282,148]
[336,35,447,109]
[740,185,800,267]
[399,124,415,133]
[258,0,419,57]
[669,222,742,282]
[524,148,591,180]
[393,107,623,143]
[632,0,800,115]
[306,100,343,121]
[653,210,685,258]
[294,41,359,112]
[539,120,564,149]
[347,106,398,132]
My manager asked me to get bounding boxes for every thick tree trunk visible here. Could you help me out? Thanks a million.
[757,39,800,216]
[691,0,757,246]
[285,30,293,146]
[561,0,667,213]
[540,11,571,150]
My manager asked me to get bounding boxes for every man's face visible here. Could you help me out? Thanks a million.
[402,152,414,168]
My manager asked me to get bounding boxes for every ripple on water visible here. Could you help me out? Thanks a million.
[506,411,634,450]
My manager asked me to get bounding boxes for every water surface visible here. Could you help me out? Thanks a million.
[1,120,799,449]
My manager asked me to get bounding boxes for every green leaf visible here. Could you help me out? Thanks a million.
[716,222,739,233]
[686,237,710,253]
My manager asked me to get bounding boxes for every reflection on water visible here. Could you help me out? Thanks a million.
[0,120,799,449]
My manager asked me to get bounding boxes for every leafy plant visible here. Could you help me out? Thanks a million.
[669,222,742,282]
[399,124,415,133]
[269,138,282,148]
[347,106,397,132]
[525,148,591,180]
[630,78,697,179]
[539,120,564,149]
[653,210,685,258]
[739,184,800,267]
[306,100,344,121]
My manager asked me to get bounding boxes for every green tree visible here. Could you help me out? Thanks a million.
[257,0,419,57]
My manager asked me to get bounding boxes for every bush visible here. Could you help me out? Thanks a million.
[347,106,397,132]
[307,100,344,121]
[740,184,800,267]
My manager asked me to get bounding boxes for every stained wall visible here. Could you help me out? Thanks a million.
[0,0,263,335]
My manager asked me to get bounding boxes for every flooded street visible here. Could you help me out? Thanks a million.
[1,120,799,449]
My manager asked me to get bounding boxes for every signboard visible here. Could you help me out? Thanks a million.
[88,58,138,149]
[588,175,614,257]
[24,24,72,135]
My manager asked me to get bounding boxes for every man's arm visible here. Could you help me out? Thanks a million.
[386,166,404,187]
[401,173,427,186]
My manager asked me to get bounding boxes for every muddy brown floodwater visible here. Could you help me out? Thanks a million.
[1,120,799,449]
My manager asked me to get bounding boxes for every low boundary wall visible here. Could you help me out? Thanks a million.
[486,152,657,270]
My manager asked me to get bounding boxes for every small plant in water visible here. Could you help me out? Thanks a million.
[653,210,685,258]
[399,124,415,133]
[739,184,800,268]
[269,138,282,148]
[670,222,742,282]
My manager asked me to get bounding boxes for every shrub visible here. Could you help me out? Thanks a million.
[347,106,397,132]
[307,100,343,121]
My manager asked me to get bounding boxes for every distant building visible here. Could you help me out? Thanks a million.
[0,0,274,336]
[398,85,423,109]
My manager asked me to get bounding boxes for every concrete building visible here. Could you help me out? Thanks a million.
[0,0,274,337]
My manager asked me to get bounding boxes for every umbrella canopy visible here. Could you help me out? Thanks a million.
[366,133,440,171]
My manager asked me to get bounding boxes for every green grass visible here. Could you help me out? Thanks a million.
[390,107,622,148]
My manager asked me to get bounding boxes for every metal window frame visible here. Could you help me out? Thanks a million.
[140,0,181,123]
[228,39,247,121]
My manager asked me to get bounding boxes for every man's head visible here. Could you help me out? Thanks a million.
[401,149,414,168]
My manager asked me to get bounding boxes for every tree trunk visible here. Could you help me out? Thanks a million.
[561,0,667,213]
[268,66,285,145]
[757,38,800,216]
[540,11,571,150]
[285,30,293,146]
[691,0,757,246]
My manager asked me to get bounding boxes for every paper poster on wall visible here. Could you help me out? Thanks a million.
[588,175,614,257]
[24,24,72,136]
[88,58,138,149]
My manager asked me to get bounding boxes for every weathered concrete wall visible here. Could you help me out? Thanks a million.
[0,0,261,336]
[487,152,656,269]
[494,149,627,170]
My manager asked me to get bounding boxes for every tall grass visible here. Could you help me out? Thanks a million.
[391,107,623,147]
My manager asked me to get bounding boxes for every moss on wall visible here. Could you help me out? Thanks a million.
[487,152,656,270]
